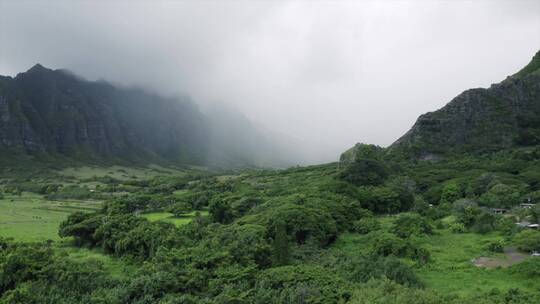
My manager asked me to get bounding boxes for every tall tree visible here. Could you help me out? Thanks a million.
[272,220,289,266]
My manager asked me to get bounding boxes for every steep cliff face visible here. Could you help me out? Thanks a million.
[389,51,540,158]
[0,64,209,163]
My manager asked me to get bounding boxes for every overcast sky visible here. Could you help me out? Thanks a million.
[1,0,539,161]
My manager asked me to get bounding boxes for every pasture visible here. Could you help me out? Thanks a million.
[59,164,190,181]
[331,218,539,296]
[59,246,137,280]
[0,164,208,242]
[0,192,101,241]
[143,210,209,227]
[415,230,539,295]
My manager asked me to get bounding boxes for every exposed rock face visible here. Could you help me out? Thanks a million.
[0,65,209,163]
[389,50,540,157]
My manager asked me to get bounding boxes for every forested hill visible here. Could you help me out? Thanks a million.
[0,64,296,167]
[389,50,540,158]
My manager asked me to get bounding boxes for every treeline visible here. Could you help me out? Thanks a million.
[2,144,540,302]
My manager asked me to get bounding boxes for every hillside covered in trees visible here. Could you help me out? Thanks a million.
[1,51,540,303]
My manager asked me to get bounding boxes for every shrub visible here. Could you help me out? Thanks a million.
[514,230,540,252]
[369,232,430,262]
[479,183,521,208]
[264,203,338,246]
[486,240,504,253]
[209,198,234,224]
[371,233,408,257]
[510,257,540,277]
[455,205,496,233]
[449,222,466,233]
[343,255,424,288]
[272,220,289,266]
[357,186,408,214]
[231,197,263,216]
[166,201,192,217]
[496,216,518,236]
[440,183,461,205]
[204,224,272,268]
[59,212,104,245]
[407,245,431,264]
[340,158,389,186]
[255,265,352,304]
[386,177,416,212]
[412,196,429,216]
[352,217,380,234]
[452,199,477,215]
[348,278,442,304]
[471,212,497,234]
[391,213,433,238]
[45,185,93,200]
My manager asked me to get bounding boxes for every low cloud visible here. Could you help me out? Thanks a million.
[1,0,539,163]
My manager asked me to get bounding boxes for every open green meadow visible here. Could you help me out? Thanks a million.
[331,218,539,296]
[415,230,538,295]
[58,245,136,280]
[0,165,208,241]
[142,210,209,227]
[59,164,181,181]
[0,192,101,241]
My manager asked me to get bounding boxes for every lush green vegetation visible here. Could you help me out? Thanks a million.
[1,144,540,303]
[0,193,101,241]
[142,210,209,227]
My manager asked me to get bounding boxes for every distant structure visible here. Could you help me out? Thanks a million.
[528,224,540,229]
[516,222,539,229]
[490,208,507,214]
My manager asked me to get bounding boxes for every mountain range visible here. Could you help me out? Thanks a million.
[2,50,539,168]
[0,64,304,167]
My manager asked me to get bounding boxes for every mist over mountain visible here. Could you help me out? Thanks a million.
[0,64,308,167]
[3,1,539,158]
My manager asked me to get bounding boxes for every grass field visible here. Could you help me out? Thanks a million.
[59,164,191,181]
[143,210,209,227]
[0,165,206,242]
[415,229,539,295]
[331,218,540,296]
[0,192,101,241]
[59,246,137,280]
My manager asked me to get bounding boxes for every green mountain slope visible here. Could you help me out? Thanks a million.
[389,50,540,158]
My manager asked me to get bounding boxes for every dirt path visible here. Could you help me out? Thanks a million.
[472,247,529,268]
[504,247,529,263]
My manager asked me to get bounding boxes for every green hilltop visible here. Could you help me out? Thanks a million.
[514,50,540,79]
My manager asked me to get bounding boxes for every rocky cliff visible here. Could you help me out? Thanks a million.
[0,64,209,164]
[389,50,540,158]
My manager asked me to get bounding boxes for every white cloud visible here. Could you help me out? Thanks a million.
[1,0,539,162]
